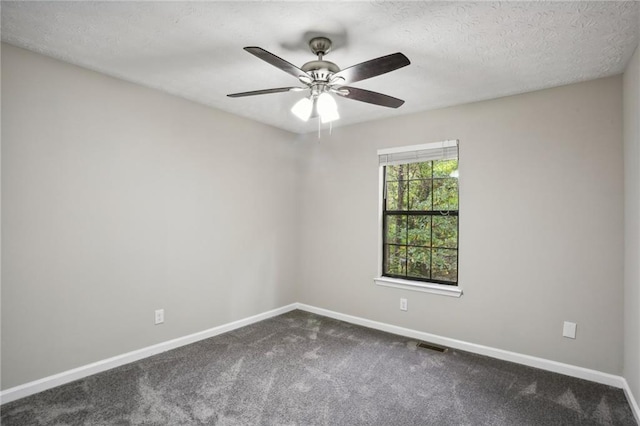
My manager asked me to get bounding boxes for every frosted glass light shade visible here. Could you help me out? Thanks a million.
[317,92,339,123]
[291,97,312,121]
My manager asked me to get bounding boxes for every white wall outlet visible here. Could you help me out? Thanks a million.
[400,298,408,311]
[562,321,576,339]
[155,309,164,325]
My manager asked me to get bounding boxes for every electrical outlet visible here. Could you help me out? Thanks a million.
[400,298,408,311]
[155,309,164,325]
[562,321,576,339]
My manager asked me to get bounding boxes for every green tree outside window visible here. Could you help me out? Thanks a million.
[383,159,458,285]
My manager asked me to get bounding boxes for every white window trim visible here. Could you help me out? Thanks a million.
[374,276,462,297]
[374,140,463,298]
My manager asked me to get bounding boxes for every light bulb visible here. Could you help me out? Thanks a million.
[291,97,312,121]
[317,92,337,115]
[317,92,339,123]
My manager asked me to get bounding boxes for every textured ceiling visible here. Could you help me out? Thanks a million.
[2,1,639,134]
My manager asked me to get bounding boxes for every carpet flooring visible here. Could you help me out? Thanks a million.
[1,310,637,425]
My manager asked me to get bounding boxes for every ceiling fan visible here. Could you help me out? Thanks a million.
[227,37,410,123]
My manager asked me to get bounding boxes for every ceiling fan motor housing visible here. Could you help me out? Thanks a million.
[301,37,341,83]
[301,60,340,82]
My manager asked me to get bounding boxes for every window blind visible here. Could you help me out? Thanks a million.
[378,140,458,166]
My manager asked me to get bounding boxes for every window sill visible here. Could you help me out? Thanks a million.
[374,277,463,298]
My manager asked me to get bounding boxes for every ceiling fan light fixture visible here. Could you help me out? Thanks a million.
[317,92,339,123]
[291,97,313,121]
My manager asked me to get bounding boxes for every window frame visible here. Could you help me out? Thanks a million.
[374,141,463,298]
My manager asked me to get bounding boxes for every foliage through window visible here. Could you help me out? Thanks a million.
[383,159,459,285]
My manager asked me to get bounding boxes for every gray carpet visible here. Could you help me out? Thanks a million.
[1,310,637,425]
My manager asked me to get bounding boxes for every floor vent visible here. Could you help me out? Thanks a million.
[417,342,448,353]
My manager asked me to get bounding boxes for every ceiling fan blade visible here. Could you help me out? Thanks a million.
[244,47,312,81]
[335,86,405,108]
[332,53,410,84]
[227,87,303,98]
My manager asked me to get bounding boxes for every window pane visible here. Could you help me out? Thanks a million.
[384,245,407,276]
[408,162,432,180]
[431,249,457,282]
[407,247,431,280]
[407,215,431,247]
[433,178,458,210]
[382,156,459,286]
[433,159,458,178]
[385,164,407,182]
[385,215,407,245]
[408,179,432,210]
[386,180,408,210]
[432,216,458,248]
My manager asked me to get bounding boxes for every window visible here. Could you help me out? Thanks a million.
[376,141,460,295]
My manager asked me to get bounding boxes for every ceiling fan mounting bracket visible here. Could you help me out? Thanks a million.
[309,37,332,57]
[302,37,340,82]
[301,60,340,75]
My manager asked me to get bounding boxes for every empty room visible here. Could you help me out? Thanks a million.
[1,1,640,425]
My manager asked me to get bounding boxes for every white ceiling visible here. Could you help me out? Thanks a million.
[2,1,639,134]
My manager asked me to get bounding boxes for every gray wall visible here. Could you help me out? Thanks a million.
[1,43,630,392]
[1,44,298,389]
[295,76,624,375]
[624,44,640,409]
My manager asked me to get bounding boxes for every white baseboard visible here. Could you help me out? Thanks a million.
[3,301,639,423]
[295,303,624,387]
[0,303,298,405]
[622,379,640,424]
[296,303,640,420]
